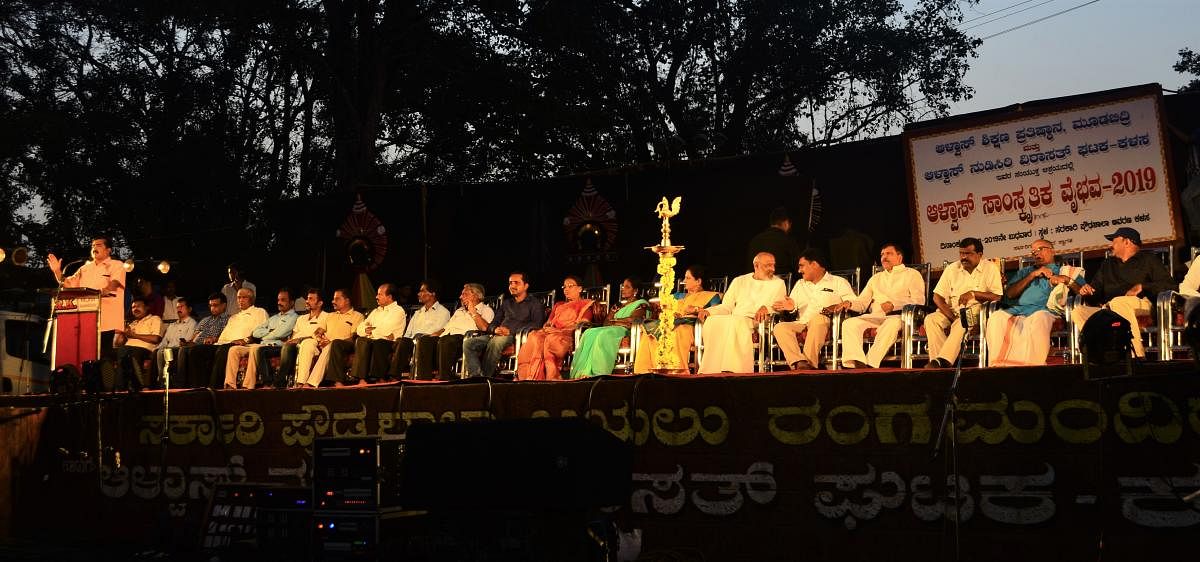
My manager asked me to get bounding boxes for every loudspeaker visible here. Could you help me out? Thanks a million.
[1080,308,1133,379]
[49,364,81,395]
[400,418,632,511]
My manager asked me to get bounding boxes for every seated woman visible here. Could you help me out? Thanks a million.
[633,265,721,373]
[569,277,649,379]
[516,275,594,380]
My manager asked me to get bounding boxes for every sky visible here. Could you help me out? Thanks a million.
[924,0,1195,117]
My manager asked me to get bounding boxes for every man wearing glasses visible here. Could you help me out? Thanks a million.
[923,237,1003,368]
[985,239,1085,366]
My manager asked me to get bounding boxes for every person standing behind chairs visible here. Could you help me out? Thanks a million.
[634,265,721,373]
[771,250,856,370]
[746,207,802,278]
[463,272,546,378]
[326,283,406,385]
[831,243,926,368]
[431,283,494,380]
[923,237,1002,368]
[47,236,126,357]
[1074,227,1174,359]
[389,280,451,379]
[221,263,256,313]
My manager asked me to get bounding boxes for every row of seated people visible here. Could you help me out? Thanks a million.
[738,226,1189,373]
[111,226,1196,389]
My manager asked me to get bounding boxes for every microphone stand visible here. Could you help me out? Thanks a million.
[931,307,972,562]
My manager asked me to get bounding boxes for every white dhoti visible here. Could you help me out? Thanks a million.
[985,309,1058,366]
[698,315,756,373]
[840,314,903,368]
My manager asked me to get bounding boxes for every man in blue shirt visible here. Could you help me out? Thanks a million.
[175,292,230,388]
[223,288,298,388]
[985,239,1085,366]
[463,272,546,378]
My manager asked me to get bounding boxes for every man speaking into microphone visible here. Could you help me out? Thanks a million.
[923,237,1002,369]
[47,236,127,354]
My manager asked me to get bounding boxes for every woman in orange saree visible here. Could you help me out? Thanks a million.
[516,275,594,380]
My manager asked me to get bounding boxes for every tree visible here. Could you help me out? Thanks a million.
[1175,47,1200,93]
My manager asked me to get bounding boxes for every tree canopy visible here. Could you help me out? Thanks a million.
[1,0,980,262]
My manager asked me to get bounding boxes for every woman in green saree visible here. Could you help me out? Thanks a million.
[569,278,649,378]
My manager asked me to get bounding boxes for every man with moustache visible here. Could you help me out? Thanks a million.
[832,243,926,368]
[296,289,364,388]
[923,237,1002,368]
[47,236,126,356]
[114,297,162,390]
[223,288,298,389]
[696,252,787,373]
[206,287,268,388]
[463,272,545,378]
[326,283,407,385]
[985,239,1086,366]
[771,250,857,370]
[154,297,198,386]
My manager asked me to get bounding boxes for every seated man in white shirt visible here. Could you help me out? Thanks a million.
[115,297,163,390]
[389,280,451,379]
[771,250,856,370]
[696,252,787,373]
[924,237,1003,368]
[326,283,407,385]
[832,243,927,368]
[1181,254,1200,319]
[155,297,198,386]
[297,289,364,388]
[431,283,495,380]
[206,287,269,388]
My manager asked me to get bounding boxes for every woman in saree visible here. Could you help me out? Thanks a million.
[569,277,649,378]
[516,275,594,380]
[633,265,721,373]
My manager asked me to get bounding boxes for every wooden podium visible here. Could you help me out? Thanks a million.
[50,287,103,373]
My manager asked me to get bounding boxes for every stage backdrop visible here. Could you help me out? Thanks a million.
[905,84,1181,269]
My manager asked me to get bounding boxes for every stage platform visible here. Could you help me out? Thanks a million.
[2,361,1199,561]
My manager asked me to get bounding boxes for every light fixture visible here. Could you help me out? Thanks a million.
[157,260,171,274]
[11,247,28,267]
[123,258,135,272]
[0,248,5,263]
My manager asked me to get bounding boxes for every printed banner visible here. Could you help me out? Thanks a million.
[906,86,1178,268]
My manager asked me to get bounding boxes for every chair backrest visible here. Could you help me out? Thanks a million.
[676,275,731,295]
[777,272,793,291]
[483,294,503,311]
[829,267,861,292]
[531,290,556,309]
[581,285,611,319]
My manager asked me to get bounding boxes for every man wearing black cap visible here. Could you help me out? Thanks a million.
[1072,227,1173,358]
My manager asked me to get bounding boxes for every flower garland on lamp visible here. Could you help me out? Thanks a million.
[647,197,685,372]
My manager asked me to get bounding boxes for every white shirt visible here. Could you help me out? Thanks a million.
[217,306,268,344]
[1181,258,1200,297]
[221,280,257,313]
[162,296,180,322]
[443,303,495,336]
[933,259,1004,308]
[787,271,857,324]
[158,316,197,350]
[63,257,126,332]
[707,273,787,318]
[124,314,163,351]
[403,302,451,338]
[852,264,926,315]
[357,302,407,340]
[292,310,329,340]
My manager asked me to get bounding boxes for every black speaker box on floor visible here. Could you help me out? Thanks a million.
[400,418,632,511]
[1080,308,1133,379]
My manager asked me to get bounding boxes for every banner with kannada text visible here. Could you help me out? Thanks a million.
[905,84,1180,268]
